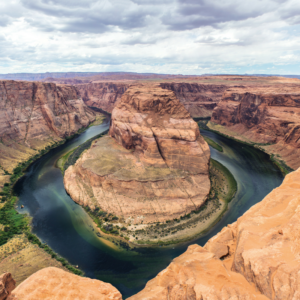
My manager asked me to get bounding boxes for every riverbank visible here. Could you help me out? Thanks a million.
[78,155,237,247]
[198,120,294,176]
[0,117,107,282]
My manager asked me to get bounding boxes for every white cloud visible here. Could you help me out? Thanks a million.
[0,0,300,74]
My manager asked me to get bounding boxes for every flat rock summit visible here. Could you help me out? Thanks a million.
[64,83,211,226]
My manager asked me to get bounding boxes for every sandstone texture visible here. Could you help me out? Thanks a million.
[128,245,268,300]
[0,273,15,300]
[76,82,128,113]
[0,80,96,173]
[160,82,227,118]
[64,84,210,226]
[211,85,300,169]
[129,167,300,300]
[8,267,122,300]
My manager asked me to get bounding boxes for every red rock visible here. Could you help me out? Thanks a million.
[0,273,15,300]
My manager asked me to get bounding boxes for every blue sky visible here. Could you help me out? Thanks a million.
[1,0,300,75]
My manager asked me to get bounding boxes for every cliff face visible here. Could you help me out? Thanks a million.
[0,273,15,300]
[130,167,300,300]
[211,86,300,169]
[160,82,228,118]
[76,82,128,113]
[75,81,227,117]
[0,80,96,173]
[64,84,210,232]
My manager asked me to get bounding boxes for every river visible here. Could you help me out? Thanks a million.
[14,118,283,298]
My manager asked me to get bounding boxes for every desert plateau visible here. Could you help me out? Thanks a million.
[1,1,300,297]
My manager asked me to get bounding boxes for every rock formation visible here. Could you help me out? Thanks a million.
[132,167,300,300]
[76,82,128,113]
[64,84,210,227]
[0,273,15,300]
[160,82,227,118]
[128,245,268,300]
[0,80,96,173]
[8,267,122,300]
[211,85,300,169]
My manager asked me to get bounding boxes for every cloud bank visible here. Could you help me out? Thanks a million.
[1,0,300,74]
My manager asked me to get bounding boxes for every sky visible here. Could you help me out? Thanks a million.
[1,0,300,75]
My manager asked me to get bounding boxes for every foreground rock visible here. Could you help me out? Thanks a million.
[128,245,268,300]
[0,273,15,300]
[0,80,96,173]
[211,84,300,169]
[8,267,122,300]
[64,83,210,242]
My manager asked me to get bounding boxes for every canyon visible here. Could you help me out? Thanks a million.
[0,80,97,175]
[3,162,300,299]
[1,75,300,300]
[63,83,211,242]
[210,83,300,170]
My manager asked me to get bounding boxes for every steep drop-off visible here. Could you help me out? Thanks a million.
[211,86,300,170]
[160,82,228,118]
[64,83,211,242]
[76,82,128,113]
[130,167,300,300]
[5,168,300,299]
[0,80,96,174]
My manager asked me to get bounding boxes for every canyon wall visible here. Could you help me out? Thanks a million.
[75,81,227,117]
[64,83,210,230]
[76,82,128,113]
[0,80,96,173]
[211,86,300,169]
[160,82,228,118]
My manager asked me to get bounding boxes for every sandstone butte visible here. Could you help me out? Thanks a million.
[0,80,96,189]
[3,167,300,300]
[211,84,300,170]
[64,83,211,226]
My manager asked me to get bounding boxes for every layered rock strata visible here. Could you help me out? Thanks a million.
[0,80,96,173]
[64,84,210,225]
[160,82,228,118]
[76,82,129,113]
[211,85,300,169]
[8,267,122,300]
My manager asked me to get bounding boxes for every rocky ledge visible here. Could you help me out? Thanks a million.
[64,83,210,241]
[211,85,300,170]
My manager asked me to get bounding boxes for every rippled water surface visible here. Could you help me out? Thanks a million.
[14,120,283,298]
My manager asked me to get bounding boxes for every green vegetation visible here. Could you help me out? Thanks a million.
[270,154,294,176]
[203,136,223,152]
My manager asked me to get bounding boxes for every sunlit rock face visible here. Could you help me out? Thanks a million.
[64,83,211,225]
[7,267,122,300]
[0,80,96,172]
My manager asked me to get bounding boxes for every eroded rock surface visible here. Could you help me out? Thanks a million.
[64,84,210,226]
[128,167,300,300]
[211,85,300,169]
[0,80,96,173]
[0,273,15,300]
[128,245,268,300]
[76,82,128,113]
[160,82,227,118]
[8,267,122,300]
